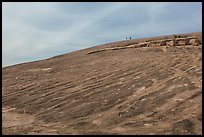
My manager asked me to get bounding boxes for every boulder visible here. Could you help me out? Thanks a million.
[190,39,200,46]
[138,42,148,47]
[127,44,138,48]
[159,41,166,46]
[167,40,176,46]
[177,40,186,46]
[184,38,191,45]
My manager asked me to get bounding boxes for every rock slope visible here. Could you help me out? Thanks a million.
[2,32,202,135]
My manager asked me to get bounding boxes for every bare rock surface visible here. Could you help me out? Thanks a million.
[2,32,202,135]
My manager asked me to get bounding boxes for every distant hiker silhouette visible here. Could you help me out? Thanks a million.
[126,37,127,40]
[130,37,131,40]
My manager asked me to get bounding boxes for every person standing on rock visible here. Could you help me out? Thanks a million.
[130,37,131,40]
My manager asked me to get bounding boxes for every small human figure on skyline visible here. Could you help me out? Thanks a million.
[130,37,131,40]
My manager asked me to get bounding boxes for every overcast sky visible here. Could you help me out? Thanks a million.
[2,2,202,67]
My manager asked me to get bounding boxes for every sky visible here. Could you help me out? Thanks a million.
[2,2,202,67]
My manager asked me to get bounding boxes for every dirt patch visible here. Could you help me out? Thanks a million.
[171,119,195,135]
[2,107,59,135]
